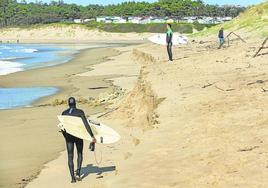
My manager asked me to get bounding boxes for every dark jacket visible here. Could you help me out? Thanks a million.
[218,29,224,38]
[62,107,94,138]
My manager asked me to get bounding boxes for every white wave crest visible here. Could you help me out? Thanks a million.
[0,46,12,50]
[11,48,38,53]
[0,57,20,61]
[0,60,24,75]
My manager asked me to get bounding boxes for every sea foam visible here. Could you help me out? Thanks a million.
[11,48,38,53]
[0,60,23,75]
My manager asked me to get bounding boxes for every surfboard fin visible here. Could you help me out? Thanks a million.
[88,119,100,126]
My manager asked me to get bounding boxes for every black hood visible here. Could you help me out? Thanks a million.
[68,97,76,108]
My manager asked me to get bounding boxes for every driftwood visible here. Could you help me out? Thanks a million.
[97,107,119,118]
[199,40,212,44]
[215,86,225,91]
[202,82,215,88]
[215,86,235,92]
[247,79,268,86]
[88,86,109,90]
[238,146,259,152]
[261,87,268,92]
[226,32,246,47]
[254,37,268,57]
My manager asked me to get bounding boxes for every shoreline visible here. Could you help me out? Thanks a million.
[0,43,128,109]
[0,39,147,45]
[25,43,143,188]
[0,44,135,188]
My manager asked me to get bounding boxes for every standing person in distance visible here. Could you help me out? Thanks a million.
[166,23,173,62]
[218,27,225,49]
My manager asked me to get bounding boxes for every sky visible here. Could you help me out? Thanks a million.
[26,0,265,6]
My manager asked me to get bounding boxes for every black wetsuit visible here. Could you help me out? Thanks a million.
[62,105,94,181]
[166,29,173,61]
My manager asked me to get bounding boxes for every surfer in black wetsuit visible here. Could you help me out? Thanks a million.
[62,97,96,183]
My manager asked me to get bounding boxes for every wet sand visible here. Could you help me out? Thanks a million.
[0,46,127,188]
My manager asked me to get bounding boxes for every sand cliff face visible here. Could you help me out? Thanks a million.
[110,49,163,130]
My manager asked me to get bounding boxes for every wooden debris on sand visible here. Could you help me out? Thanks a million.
[226,32,247,47]
[254,37,268,57]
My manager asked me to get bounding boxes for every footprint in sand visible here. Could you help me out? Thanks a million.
[124,152,133,160]
[133,137,140,146]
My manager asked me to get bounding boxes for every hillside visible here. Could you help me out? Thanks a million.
[195,2,268,38]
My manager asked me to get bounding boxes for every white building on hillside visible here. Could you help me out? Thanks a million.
[151,17,166,23]
[96,16,127,23]
[222,17,233,21]
[96,17,106,22]
[84,19,95,23]
[128,17,142,24]
[74,19,83,23]
[139,17,152,24]
[95,16,233,25]
[197,17,213,24]
[112,17,127,23]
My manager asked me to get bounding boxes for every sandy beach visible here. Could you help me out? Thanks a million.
[0,44,143,188]
[22,33,268,188]
[1,3,267,187]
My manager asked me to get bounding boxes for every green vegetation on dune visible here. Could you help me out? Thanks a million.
[223,2,267,32]
[8,22,215,34]
[84,22,215,33]
[193,2,268,37]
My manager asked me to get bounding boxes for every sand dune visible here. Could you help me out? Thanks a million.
[0,25,152,43]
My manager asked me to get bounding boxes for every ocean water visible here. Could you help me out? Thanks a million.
[0,87,58,110]
[0,44,78,75]
[0,43,109,110]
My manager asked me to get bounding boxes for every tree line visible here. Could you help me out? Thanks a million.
[0,0,245,27]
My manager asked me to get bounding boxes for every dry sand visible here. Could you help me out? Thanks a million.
[25,34,268,188]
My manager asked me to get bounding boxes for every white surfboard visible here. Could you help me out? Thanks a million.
[148,34,188,46]
[57,115,120,144]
